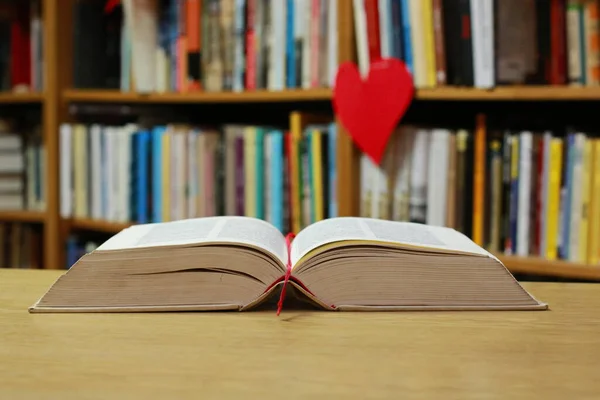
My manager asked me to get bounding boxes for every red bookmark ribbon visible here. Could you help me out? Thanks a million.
[276,233,296,316]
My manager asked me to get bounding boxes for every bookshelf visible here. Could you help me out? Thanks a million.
[0,0,592,279]
[0,93,45,103]
[62,89,333,103]
[0,211,47,223]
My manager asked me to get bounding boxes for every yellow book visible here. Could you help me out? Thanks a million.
[311,129,323,222]
[290,112,303,233]
[546,139,563,260]
[588,140,600,264]
[73,124,87,219]
[161,130,171,221]
[579,139,592,262]
[244,127,256,217]
[421,0,437,87]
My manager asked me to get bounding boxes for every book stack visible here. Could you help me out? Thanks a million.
[73,0,338,92]
[0,0,43,92]
[361,120,600,265]
[0,123,45,212]
[0,222,42,268]
[353,0,599,88]
[59,120,337,245]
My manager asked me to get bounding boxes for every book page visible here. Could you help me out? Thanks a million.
[97,216,288,266]
[291,217,494,266]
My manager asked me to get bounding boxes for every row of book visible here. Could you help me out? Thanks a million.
[0,123,46,211]
[59,119,337,233]
[361,122,600,265]
[0,223,42,269]
[0,0,43,93]
[354,0,599,88]
[74,0,337,93]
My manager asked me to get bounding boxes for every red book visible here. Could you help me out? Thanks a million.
[364,0,381,62]
[550,0,567,84]
[10,5,30,90]
[245,0,256,90]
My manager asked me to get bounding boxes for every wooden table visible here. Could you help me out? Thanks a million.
[1,270,599,399]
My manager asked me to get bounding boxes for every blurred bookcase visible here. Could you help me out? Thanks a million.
[0,0,598,280]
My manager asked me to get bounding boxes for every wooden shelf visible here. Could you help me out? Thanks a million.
[62,89,333,103]
[62,87,600,104]
[499,255,600,281]
[0,92,44,103]
[415,86,600,101]
[68,219,133,234]
[0,210,47,223]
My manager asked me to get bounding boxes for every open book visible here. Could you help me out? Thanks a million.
[30,217,547,312]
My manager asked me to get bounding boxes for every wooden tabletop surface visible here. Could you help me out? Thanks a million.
[1,269,599,399]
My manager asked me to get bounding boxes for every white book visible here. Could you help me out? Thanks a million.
[539,132,552,256]
[90,125,103,220]
[379,0,392,58]
[392,127,415,221]
[101,128,111,220]
[106,128,117,221]
[123,0,157,93]
[567,3,583,84]
[517,132,532,256]
[155,48,168,93]
[270,0,286,90]
[32,216,547,313]
[327,0,338,87]
[426,129,450,226]
[568,133,586,261]
[352,0,369,77]
[470,0,495,88]
[59,124,73,218]
[301,0,312,88]
[409,129,429,223]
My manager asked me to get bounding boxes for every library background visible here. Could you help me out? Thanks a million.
[0,0,599,282]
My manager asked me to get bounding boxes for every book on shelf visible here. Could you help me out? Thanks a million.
[362,116,600,266]
[0,0,43,93]
[30,216,547,313]
[0,222,42,269]
[59,116,337,255]
[73,0,338,93]
[354,0,596,88]
[0,121,45,212]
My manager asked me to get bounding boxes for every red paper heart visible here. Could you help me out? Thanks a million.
[333,59,414,164]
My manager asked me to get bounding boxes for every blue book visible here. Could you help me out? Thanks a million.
[66,237,78,269]
[255,128,265,219]
[131,133,140,222]
[233,0,247,91]
[560,134,576,259]
[328,123,337,218]
[271,131,285,231]
[151,126,166,223]
[579,7,586,85]
[400,0,413,73]
[286,0,295,88]
[100,128,108,219]
[391,0,404,60]
[509,139,519,255]
[136,131,151,224]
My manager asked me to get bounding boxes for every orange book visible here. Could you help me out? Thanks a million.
[186,0,202,91]
[472,114,486,246]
